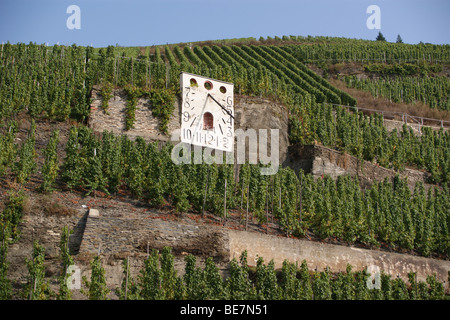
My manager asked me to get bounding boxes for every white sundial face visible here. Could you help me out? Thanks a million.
[180,72,234,152]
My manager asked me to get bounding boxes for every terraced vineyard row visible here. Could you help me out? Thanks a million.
[2,41,447,117]
[282,41,450,63]
[1,124,449,258]
[1,42,449,183]
[340,75,449,110]
[158,43,356,107]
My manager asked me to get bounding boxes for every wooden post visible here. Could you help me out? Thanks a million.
[145,60,148,88]
[415,273,418,297]
[83,56,87,89]
[279,187,281,211]
[223,179,227,224]
[240,182,244,211]
[117,57,121,85]
[202,167,210,217]
[32,277,36,300]
[131,57,134,87]
[166,62,170,89]
[65,224,69,259]
[246,185,249,232]
[125,257,129,300]
[30,229,35,299]
[266,184,269,234]
[149,61,152,90]
[299,173,303,223]
[113,57,117,87]
[271,177,274,223]
[367,199,371,247]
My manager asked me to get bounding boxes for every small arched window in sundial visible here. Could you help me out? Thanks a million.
[203,112,214,130]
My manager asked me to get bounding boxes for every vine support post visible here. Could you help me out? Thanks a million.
[131,57,134,87]
[240,179,244,211]
[415,273,418,297]
[83,56,87,89]
[125,257,129,300]
[145,60,148,88]
[279,187,281,211]
[165,62,170,89]
[117,57,121,86]
[266,184,269,234]
[29,228,35,300]
[246,185,249,232]
[148,61,152,90]
[202,166,210,218]
[271,177,274,223]
[223,178,227,224]
[299,173,303,223]
[113,57,117,87]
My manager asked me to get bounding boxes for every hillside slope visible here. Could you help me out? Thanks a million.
[0,36,449,299]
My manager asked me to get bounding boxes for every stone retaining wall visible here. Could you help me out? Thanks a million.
[87,89,290,164]
[284,144,430,191]
[87,85,180,142]
[77,210,449,291]
[79,210,229,260]
[229,229,449,289]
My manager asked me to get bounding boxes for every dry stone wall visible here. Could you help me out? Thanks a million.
[88,85,180,142]
[284,144,431,191]
[88,88,290,164]
[75,209,449,291]
[382,117,448,135]
[228,229,450,289]
[79,209,229,260]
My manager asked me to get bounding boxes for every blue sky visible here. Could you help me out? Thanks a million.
[0,0,449,47]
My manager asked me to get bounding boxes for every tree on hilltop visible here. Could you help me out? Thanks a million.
[376,32,386,42]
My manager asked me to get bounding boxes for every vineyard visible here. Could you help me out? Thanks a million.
[2,240,447,300]
[1,41,449,180]
[340,74,449,110]
[282,38,450,63]
[0,36,449,299]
